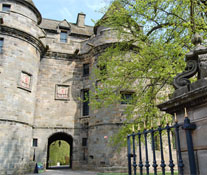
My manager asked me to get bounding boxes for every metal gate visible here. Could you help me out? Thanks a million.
[127,114,197,175]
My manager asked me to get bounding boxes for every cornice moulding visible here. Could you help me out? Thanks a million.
[0,25,46,57]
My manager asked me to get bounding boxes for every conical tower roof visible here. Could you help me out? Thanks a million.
[25,0,35,6]
[94,1,124,34]
[15,0,42,24]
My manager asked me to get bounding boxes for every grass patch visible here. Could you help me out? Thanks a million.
[97,173,128,175]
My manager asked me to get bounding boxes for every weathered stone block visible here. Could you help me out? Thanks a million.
[197,150,207,175]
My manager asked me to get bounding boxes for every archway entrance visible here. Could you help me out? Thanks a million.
[46,132,73,169]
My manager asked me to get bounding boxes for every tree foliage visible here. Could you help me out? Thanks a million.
[90,0,207,145]
[49,141,70,166]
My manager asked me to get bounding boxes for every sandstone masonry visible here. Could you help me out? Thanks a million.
[0,0,127,174]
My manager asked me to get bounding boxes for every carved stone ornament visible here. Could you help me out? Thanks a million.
[173,33,207,89]
[17,71,32,92]
[55,84,70,100]
[173,60,198,89]
[0,25,47,57]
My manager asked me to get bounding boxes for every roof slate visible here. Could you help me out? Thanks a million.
[40,18,94,36]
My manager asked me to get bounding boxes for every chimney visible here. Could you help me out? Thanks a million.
[76,13,86,27]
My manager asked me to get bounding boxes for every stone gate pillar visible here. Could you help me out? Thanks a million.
[158,34,207,175]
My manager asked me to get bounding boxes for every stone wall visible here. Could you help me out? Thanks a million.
[42,33,82,54]
[33,54,84,168]
[159,79,207,175]
[0,121,33,175]
[88,124,127,171]
[0,0,138,173]
[31,128,80,168]
[0,1,43,38]
[0,34,41,174]
[34,56,82,128]
[0,35,40,123]
[0,1,43,174]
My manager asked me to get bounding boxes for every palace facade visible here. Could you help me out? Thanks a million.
[0,0,128,174]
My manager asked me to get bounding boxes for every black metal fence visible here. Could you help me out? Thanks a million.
[127,115,197,175]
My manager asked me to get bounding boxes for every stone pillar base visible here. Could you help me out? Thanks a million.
[158,80,207,174]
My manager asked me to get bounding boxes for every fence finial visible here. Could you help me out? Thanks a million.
[174,113,178,123]
[184,108,188,118]
[144,121,146,129]
[132,124,135,132]
[158,117,161,126]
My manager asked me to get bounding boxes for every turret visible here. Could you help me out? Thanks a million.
[0,0,46,174]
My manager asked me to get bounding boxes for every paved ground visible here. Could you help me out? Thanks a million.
[27,169,99,175]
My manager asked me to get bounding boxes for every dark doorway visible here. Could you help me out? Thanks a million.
[46,132,73,169]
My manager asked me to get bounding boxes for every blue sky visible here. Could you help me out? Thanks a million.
[33,0,111,26]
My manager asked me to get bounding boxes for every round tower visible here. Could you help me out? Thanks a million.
[0,0,45,174]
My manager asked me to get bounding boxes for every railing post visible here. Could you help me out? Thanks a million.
[150,128,158,175]
[138,132,143,175]
[127,135,132,175]
[132,133,137,175]
[182,116,197,175]
[144,129,150,175]
[175,123,184,175]
[166,124,175,174]
[158,126,166,175]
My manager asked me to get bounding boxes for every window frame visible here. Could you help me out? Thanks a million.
[33,138,38,147]
[120,91,134,105]
[82,138,88,147]
[82,89,89,116]
[97,64,107,76]
[83,63,90,77]
[2,4,11,12]
[0,38,4,54]
[60,30,68,43]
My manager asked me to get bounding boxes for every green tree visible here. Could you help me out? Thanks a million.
[90,0,207,146]
[49,141,70,166]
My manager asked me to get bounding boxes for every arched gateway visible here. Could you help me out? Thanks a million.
[46,132,73,169]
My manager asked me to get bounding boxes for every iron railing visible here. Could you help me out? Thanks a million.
[127,115,197,175]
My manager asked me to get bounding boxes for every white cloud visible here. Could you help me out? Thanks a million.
[33,0,111,25]
[85,0,109,11]
[59,7,73,20]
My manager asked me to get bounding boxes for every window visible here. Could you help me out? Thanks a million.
[33,138,38,147]
[2,4,11,12]
[83,63,89,77]
[98,64,107,76]
[82,89,89,116]
[95,80,103,91]
[121,91,134,104]
[60,31,68,43]
[82,138,88,147]
[0,38,3,54]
